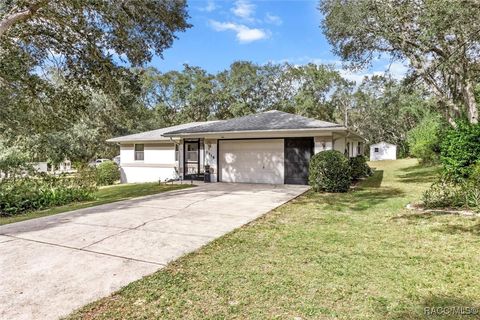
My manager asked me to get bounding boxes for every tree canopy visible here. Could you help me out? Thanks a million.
[320,0,480,124]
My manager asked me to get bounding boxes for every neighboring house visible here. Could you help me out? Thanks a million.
[57,159,73,173]
[32,162,48,173]
[107,110,365,185]
[370,142,397,161]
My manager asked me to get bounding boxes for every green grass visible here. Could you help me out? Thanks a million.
[0,183,192,226]
[68,159,480,320]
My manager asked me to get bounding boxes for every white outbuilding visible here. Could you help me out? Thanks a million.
[370,141,397,161]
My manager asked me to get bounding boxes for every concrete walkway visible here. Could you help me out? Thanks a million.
[0,183,309,320]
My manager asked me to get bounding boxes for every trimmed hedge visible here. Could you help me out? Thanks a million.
[309,150,351,192]
[349,155,372,180]
[96,161,120,186]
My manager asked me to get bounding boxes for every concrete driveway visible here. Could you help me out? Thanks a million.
[0,183,308,320]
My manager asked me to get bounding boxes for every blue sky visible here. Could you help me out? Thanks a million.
[150,0,407,82]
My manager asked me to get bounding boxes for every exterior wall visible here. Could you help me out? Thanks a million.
[370,142,397,161]
[119,143,177,183]
[32,162,48,173]
[333,136,346,154]
[120,167,177,183]
[314,136,333,154]
[346,138,360,157]
[204,139,218,182]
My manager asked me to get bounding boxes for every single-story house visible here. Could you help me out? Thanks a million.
[370,141,397,161]
[107,110,365,185]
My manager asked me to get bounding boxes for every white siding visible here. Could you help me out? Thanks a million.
[119,143,178,183]
[333,137,346,154]
[370,142,397,161]
[314,136,333,154]
[204,139,218,182]
[219,139,284,184]
[144,143,175,164]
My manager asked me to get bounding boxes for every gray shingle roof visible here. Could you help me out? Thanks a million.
[106,122,214,142]
[164,110,343,135]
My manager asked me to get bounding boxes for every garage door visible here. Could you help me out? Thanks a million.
[219,139,284,184]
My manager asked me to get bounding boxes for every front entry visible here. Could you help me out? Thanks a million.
[183,140,202,180]
[284,137,314,185]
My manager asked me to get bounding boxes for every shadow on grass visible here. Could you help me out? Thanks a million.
[361,170,383,188]
[393,211,480,235]
[297,186,404,212]
[434,222,480,236]
[386,295,480,320]
[392,211,453,222]
[397,164,441,184]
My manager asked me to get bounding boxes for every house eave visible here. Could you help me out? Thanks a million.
[163,127,347,138]
[106,138,182,144]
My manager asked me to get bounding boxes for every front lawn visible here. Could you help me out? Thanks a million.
[68,159,480,320]
[0,183,192,226]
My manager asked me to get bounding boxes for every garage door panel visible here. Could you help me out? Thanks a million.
[219,139,284,184]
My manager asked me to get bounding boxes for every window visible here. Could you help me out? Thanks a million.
[374,147,379,153]
[186,142,198,162]
[134,144,144,161]
[357,142,362,154]
[175,144,179,161]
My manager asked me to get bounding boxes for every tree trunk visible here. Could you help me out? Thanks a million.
[463,81,479,124]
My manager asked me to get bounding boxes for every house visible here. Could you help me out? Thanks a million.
[370,142,397,161]
[107,110,365,185]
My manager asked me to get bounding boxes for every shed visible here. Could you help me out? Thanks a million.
[370,142,397,161]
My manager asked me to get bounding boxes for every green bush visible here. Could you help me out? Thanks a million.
[440,121,480,180]
[407,115,443,165]
[0,147,33,179]
[95,161,120,186]
[0,174,96,217]
[423,176,480,211]
[349,155,372,180]
[309,150,351,193]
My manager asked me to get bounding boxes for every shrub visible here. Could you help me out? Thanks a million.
[349,155,372,180]
[95,161,120,186]
[440,121,480,180]
[0,147,33,180]
[423,176,480,211]
[309,150,351,193]
[0,174,96,217]
[407,115,443,165]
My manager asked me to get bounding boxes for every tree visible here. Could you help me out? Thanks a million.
[346,76,433,157]
[320,0,480,124]
[291,63,346,121]
[1,1,190,122]
[407,114,444,164]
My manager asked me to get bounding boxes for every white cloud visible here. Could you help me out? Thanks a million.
[266,56,409,85]
[199,0,217,12]
[265,13,282,25]
[231,0,255,20]
[386,61,409,80]
[210,20,269,43]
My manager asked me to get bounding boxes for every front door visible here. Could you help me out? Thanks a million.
[184,140,201,180]
[284,137,314,185]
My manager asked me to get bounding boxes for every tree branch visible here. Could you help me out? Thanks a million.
[0,2,46,37]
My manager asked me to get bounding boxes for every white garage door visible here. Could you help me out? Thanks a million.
[219,139,284,184]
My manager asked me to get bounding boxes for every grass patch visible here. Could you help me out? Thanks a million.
[0,183,192,226]
[68,159,480,320]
